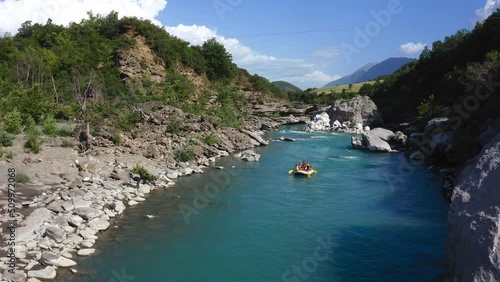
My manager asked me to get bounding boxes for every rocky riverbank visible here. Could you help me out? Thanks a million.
[0,102,308,281]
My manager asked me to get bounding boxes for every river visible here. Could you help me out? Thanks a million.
[64,125,448,282]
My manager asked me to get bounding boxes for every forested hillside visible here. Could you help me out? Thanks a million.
[0,12,287,138]
[369,10,500,126]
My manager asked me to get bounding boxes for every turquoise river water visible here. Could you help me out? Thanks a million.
[64,126,449,282]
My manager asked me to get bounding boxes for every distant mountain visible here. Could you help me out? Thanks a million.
[323,62,377,87]
[272,81,302,92]
[322,57,414,88]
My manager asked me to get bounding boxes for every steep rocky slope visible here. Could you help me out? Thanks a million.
[446,132,500,281]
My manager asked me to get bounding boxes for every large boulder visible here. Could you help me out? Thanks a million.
[14,208,53,243]
[326,96,383,127]
[408,117,456,164]
[351,128,406,152]
[362,128,395,152]
[40,252,77,268]
[305,112,330,132]
[235,150,260,162]
[73,207,101,220]
[28,266,57,280]
[446,133,500,281]
[241,130,269,146]
[44,226,66,243]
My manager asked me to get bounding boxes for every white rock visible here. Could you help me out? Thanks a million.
[81,241,94,248]
[166,170,179,179]
[77,249,96,256]
[237,150,261,162]
[73,207,101,220]
[89,220,110,231]
[362,128,396,152]
[15,208,53,243]
[60,201,75,212]
[79,228,97,240]
[68,215,84,228]
[72,198,92,209]
[66,234,83,246]
[137,185,151,194]
[44,227,66,243]
[28,266,56,279]
[113,201,126,214]
[40,252,77,268]
[128,200,139,206]
[305,112,330,132]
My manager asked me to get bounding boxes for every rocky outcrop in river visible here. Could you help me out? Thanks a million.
[326,96,383,127]
[446,132,500,281]
[305,96,382,133]
[351,128,407,152]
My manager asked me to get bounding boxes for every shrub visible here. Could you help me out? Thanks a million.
[131,164,157,182]
[6,151,13,159]
[16,172,30,183]
[24,116,42,154]
[166,119,181,134]
[418,95,443,120]
[4,109,23,134]
[24,136,42,154]
[112,133,121,145]
[61,139,74,148]
[0,145,3,158]
[43,115,59,136]
[0,130,14,146]
[24,115,37,133]
[202,132,218,146]
[58,125,74,137]
[174,146,195,162]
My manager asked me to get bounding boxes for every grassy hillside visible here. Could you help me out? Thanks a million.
[314,80,380,95]
[272,81,302,92]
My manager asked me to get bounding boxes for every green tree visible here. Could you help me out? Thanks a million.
[359,83,374,96]
[200,38,235,81]
[3,109,23,134]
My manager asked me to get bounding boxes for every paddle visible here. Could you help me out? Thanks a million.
[313,170,318,174]
[288,169,294,174]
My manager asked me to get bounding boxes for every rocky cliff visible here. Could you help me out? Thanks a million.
[446,132,500,281]
[305,95,382,133]
[325,95,383,127]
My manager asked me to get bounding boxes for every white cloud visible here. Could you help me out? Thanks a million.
[0,0,167,35]
[399,42,427,55]
[278,71,341,88]
[313,46,342,59]
[476,0,500,20]
[166,24,336,89]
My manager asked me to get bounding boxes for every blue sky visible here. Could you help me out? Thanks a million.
[0,0,498,88]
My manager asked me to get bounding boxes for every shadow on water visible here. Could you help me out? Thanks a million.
[315,225,446,282]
